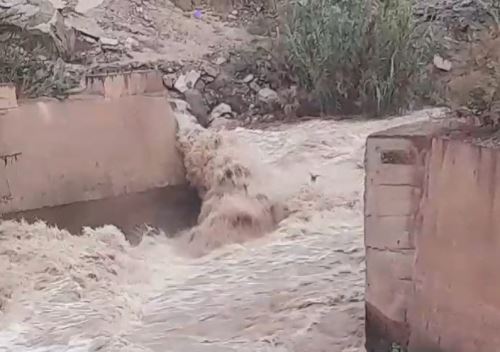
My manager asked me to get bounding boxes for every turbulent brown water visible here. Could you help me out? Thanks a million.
[0,109,442,352]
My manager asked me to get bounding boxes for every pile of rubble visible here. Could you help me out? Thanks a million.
[161,48,319,127]
[0,0,297,124]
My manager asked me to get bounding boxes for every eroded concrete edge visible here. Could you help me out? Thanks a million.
[364,121,443,351]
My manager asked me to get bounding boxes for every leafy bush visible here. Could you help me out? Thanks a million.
[283,0,435,116]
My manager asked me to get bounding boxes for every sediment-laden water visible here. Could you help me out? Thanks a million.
[0,109,441,352]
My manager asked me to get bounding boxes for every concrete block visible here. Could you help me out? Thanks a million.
[85,70,165,99]
[0,94,185,214]
[365,185,420,217]
[365,215,412,249]
[0,84,17,109]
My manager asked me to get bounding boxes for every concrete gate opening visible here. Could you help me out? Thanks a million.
[0,70,200,241]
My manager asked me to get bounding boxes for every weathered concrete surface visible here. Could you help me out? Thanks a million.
[408,137,500,352]
[84,70,165,99]
[0,84,18,110]
[364,122,437,351]
[365,121,500,351]
[0,80,193,235]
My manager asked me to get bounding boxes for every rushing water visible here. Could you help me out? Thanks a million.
[0,109,441,352]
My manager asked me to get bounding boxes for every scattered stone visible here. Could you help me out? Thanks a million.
[231,10,238,15]
[433,54,452,71]
[100,37,119,46]
[249,81,261,92]
[202,75,215,83]
[202,63,220,78]
[162,73,177,89]
[210,103,233,121]
[125,37,140,51]
[174,70,201,93]
[172,0,193,11]
[214,56,227,65]
[195,79,205,91]
[184,89,210,127]
[258,87,279,104]
[242,74,254,83]
[169,98,191,114]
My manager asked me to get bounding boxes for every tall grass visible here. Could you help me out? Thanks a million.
[283,0,435,116]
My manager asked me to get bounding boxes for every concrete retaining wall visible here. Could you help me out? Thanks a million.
[0,71,199,237]
[365,121,500,351]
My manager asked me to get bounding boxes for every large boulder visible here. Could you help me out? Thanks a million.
[0,0,77,60]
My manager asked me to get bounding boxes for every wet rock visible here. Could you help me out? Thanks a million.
[169,98,191,114]
[209,117,241,130]
[210,103,233,121]
[258,88,279,104]
[174,70,201,93]
[163,73,177,89]
[185,89,210,127]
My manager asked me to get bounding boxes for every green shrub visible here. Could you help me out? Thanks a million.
[283,0,435,116]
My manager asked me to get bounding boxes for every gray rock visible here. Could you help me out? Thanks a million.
[184,89,210,127]
[162,74,177,89]
[202,62,220,78]
[100,37,119,46]
[169,98,191,114]
[210,103,232,121]
[258,87,279,104]
[242,74,254,83]
[0,1,77,59]
[174,70,201,93]
[249,81,261,92]
[172,0,193,11]
[125,37,140,51]
[214,56,227,65]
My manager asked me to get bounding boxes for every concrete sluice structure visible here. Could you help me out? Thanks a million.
[3,67,500,352]
[0,71,200,240]
[365,121,500,352]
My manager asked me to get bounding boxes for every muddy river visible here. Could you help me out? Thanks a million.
[0,109,440,352]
